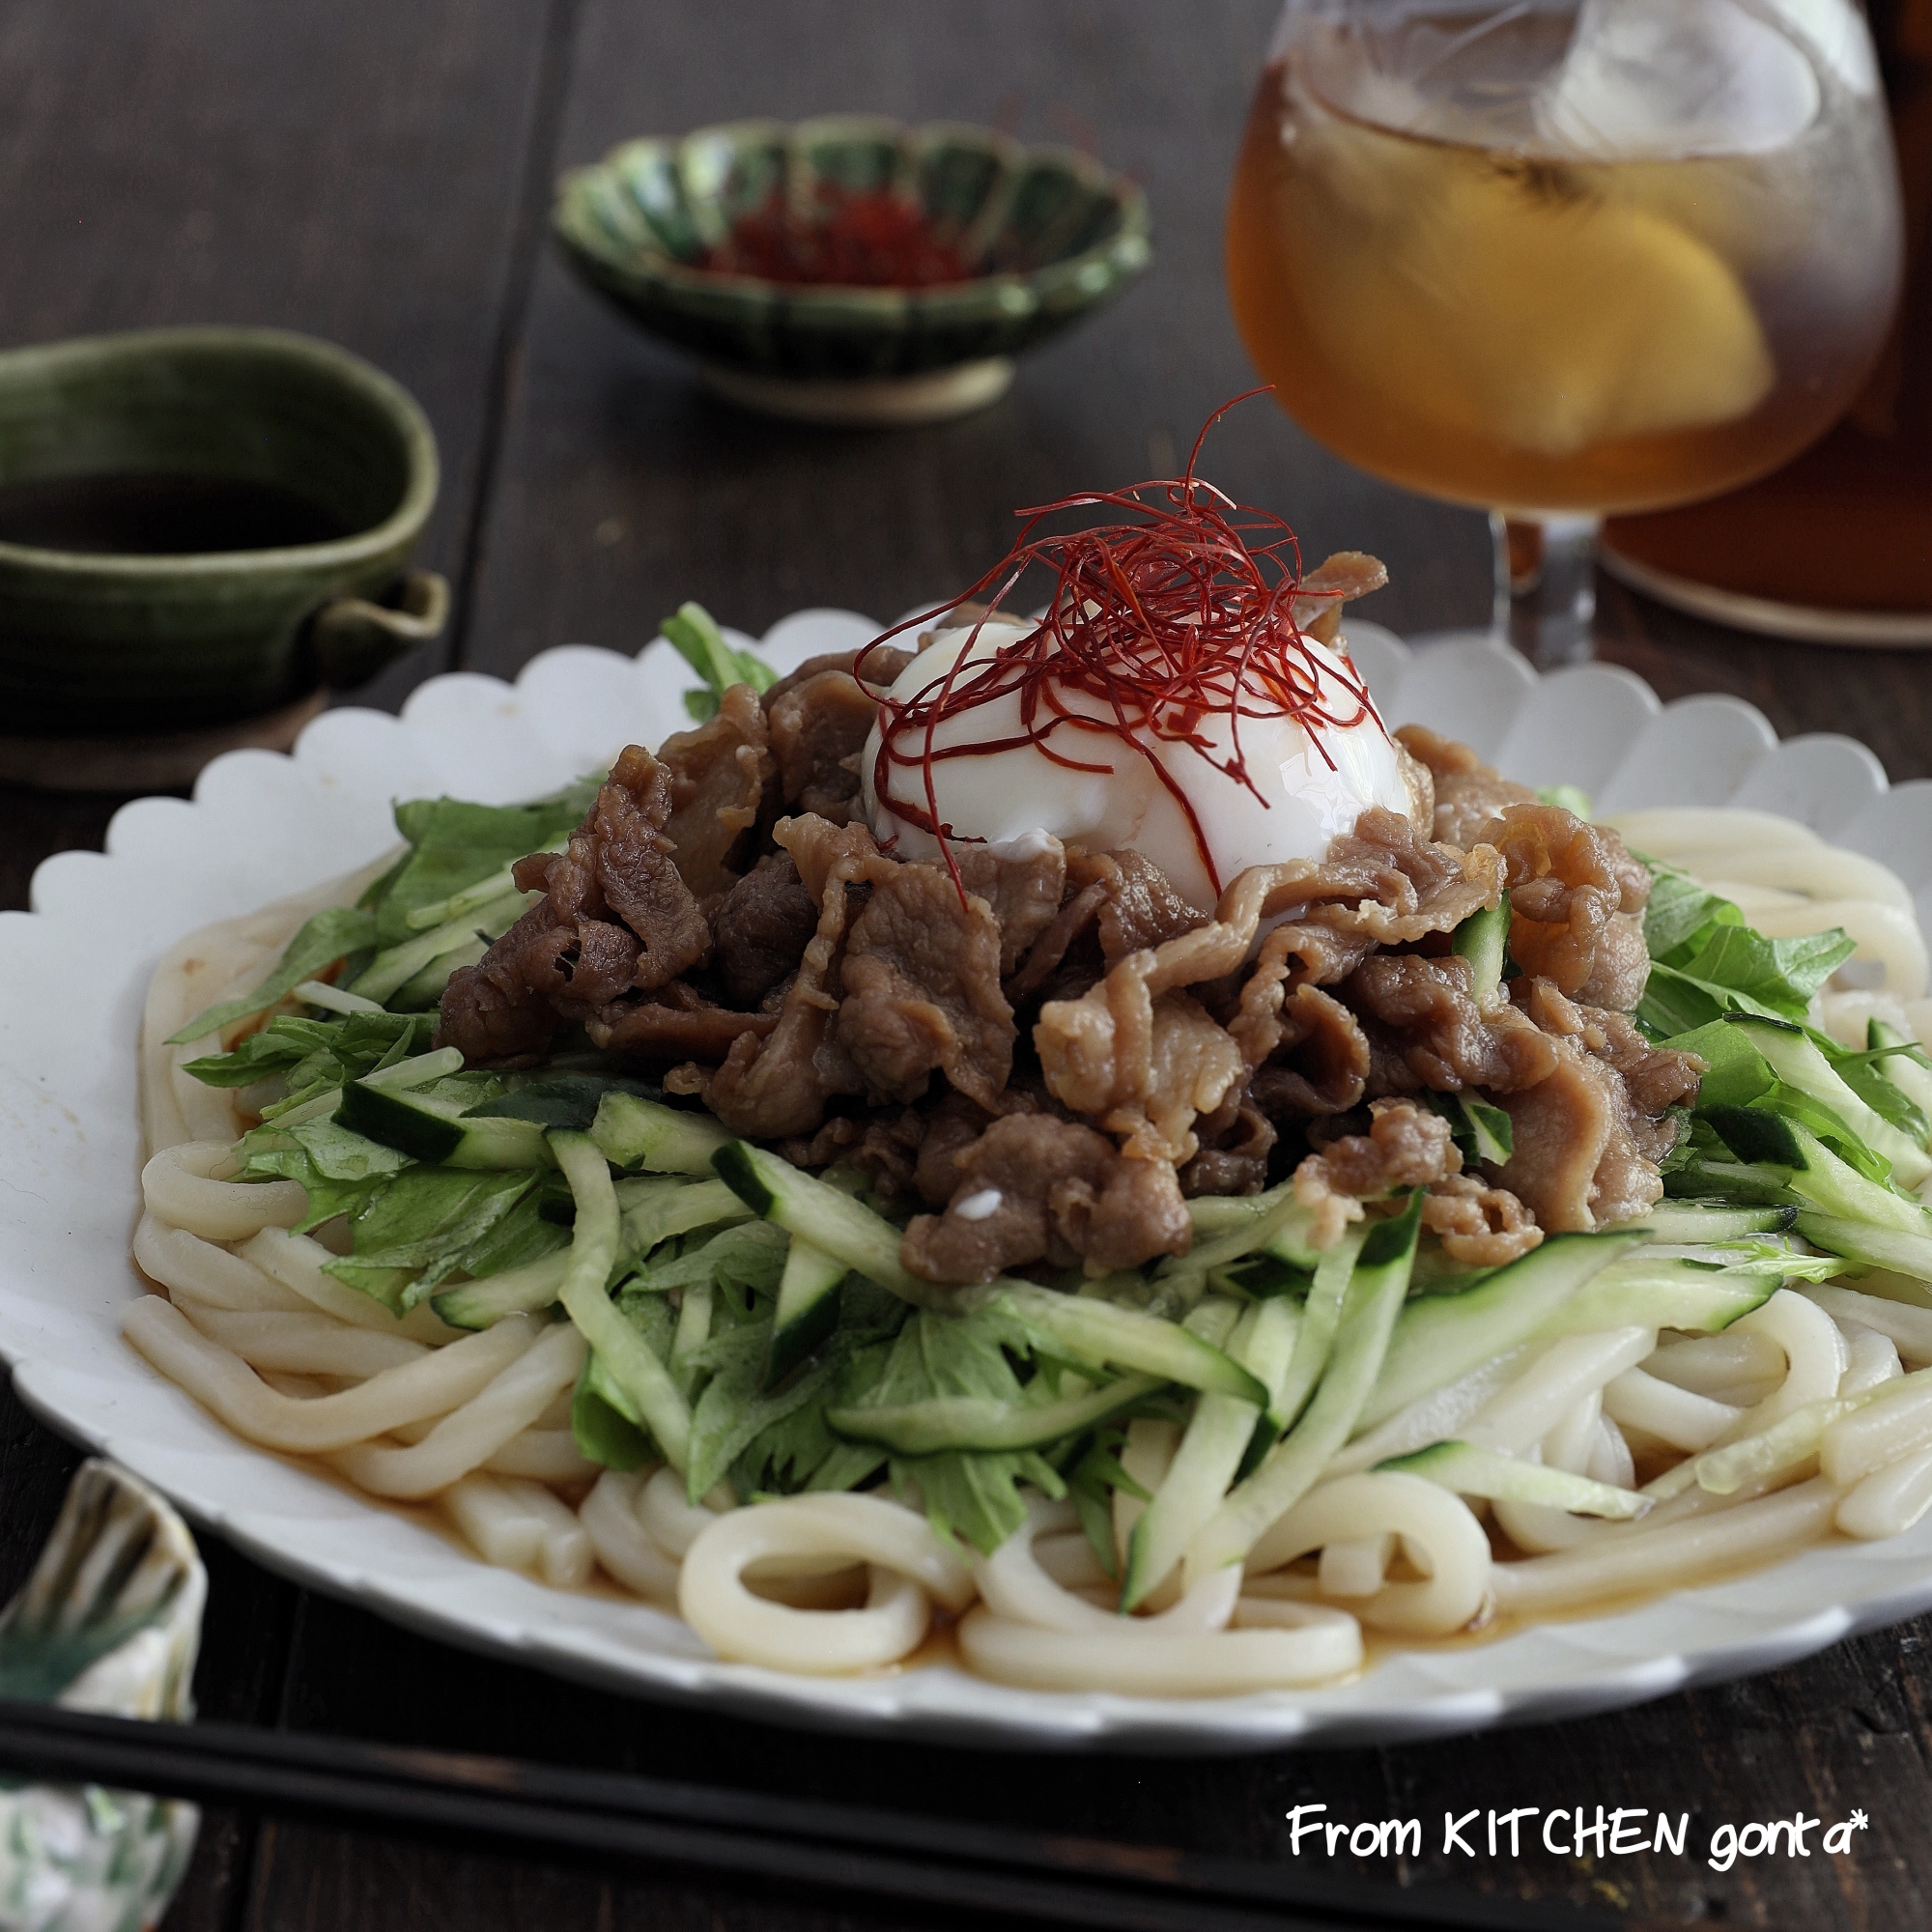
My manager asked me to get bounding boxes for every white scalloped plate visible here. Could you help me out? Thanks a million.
[8,613,1932,1754]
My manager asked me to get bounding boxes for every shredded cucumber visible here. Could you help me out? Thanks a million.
[1634,1202,1798,1242]
[1706,1108,1932,1236]
[1720,1015,1932,1190]
[766,1237,847,1387]
[1537,1256,1776,1340]
[551,1131,692,1470]
[1186,1194,1423,1580]
[998,1286,1267,1406]
[431,1250,569,1329]
[1450,894,1510,1005]
[1162,1183,1321,1281]
[713,1141,950,1307]
[618,1176,752,1255]
[1361,1232,1642,1432]
[1257,1231,1359,1450]
[1379,1439,1647,1519]
[1121,1298,1290,1609]
[349,889,528,1006]
[593,1091,733,1177]
[827,1376,1159,1455]
[1231,1293,1304,1480]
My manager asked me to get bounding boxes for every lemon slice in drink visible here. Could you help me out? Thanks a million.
[1297,128,1776,459]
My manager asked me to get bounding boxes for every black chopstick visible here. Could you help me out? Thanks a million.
[0,1701,1605,1932]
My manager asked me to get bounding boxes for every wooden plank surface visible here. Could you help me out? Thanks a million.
[2,3,1930,1929]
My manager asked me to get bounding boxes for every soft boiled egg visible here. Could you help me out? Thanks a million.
[859,613,1413,912]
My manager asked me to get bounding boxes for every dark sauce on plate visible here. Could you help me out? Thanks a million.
[0,471,353,554]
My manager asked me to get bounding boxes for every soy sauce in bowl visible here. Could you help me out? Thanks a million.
[0,472,353,555]
[0,327,443,737]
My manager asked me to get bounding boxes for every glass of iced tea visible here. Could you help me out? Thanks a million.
[1227,0,1904,664]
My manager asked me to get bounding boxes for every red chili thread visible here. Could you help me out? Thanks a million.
[697,185,973,288]
[861,391,1381,903]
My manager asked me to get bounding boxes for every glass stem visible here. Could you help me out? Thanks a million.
[1492,512,1600,668]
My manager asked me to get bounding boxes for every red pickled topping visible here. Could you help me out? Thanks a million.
[697,185,974,289]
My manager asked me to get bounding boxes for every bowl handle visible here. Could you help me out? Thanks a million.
[309,569,450,690]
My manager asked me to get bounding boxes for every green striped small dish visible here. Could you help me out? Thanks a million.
[552,115,1151,396]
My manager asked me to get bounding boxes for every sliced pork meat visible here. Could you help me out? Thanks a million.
[700,971,845,1139]
[1225,923,1373,1118]
[1391,736,1436,838]
[711,854,817,1009]
[1037,983,1247,1164]
[1266,922,1378,991]
[434,910,568,1064]
[1144,805,1503,966]
[1225,924,1299,1070]
[1345,953,1559,1095]
[1421,1174,1543,1266]
[1586,1007,1704,1123]
[998,847,1189,1011]
[698,815,895,1138]
[437,746,710,1063]
[1094,851,1208,959]
[1395,724,1538,849]
[440,711,1701,1271]
[1006,872,1113,1005]
[1493,1040,1662,1231]
[1035,808,1498,1159]
[835,862,1015,1109]
[1482,802,1651,1005]
[1306,806,1506,946]
[1576,910,1652,1012]
[564,917,643,1008]
[766,668,877,823]
[1135,995,1252,1163]
[1520,980,1703,1164]
[776,810,885,903]
[1520,980,1675,1091]
[1251,984,1371,1118]
[912,1091,1001,1208]
[511,841,592,915]
[1002,849,1202,1007]
[1290,550,1389,646]
[1179,1094,1277,1197]
[781,1107,927,1202]
[1298,1095,1544,1269]
[586,994,777,1061]
[950,837,1068,977]
[900,1113,1191,1283]
[583,746,713,990]
[762,644,913,708]
[656,689,775,895]
[1291,1097,1459,1248]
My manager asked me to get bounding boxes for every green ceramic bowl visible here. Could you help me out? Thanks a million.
[0,327,445,735]
[552,116,1152,424]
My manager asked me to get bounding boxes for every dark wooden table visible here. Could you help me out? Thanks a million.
[2,5,1928,1927]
